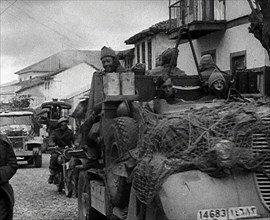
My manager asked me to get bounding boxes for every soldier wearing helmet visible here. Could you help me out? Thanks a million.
[149,48,186,76]
[48,117,76,184]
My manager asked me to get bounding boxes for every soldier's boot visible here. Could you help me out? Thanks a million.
[48,175,55,184]
[48,169,56,184]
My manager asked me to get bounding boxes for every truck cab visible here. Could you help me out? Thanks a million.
[0,110,43,167]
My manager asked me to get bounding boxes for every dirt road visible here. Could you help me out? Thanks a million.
[10,153,78,220]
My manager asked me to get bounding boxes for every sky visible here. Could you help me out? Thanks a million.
[0,0,169,84]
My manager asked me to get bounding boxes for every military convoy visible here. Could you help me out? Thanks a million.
[75,72,270,220]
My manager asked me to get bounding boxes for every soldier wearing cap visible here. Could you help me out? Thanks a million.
[48,117,76,184]
[78,46,126,159]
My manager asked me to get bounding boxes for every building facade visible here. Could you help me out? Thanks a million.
[0,80,20,103]
[125,20,178,71]
[168,0,270,95]
[14,50,102,82]
[16,62,97,109]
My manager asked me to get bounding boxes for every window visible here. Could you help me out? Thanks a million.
[230,51,249,93]
[142,42,146,64]
[202,0,214,21]
[136,44,140,63]
[188,0,194,16]
[147,40,152,70]
[45,81,50,90]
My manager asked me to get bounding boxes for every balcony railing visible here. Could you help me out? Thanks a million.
[169,0,225,29]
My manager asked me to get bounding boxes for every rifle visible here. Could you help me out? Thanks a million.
[168,26,206,92]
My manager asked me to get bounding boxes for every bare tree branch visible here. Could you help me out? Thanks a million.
[248,0,270,58]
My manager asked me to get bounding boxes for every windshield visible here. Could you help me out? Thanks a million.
[0,116,33,127]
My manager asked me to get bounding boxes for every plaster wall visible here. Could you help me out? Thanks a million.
[225,0,251,21]
[49,63,95,101]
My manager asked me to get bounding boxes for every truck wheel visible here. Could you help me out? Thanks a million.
[106,117,138,209]
[34,155,42,168]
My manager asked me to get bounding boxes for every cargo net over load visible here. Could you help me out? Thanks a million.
[132,100,270,205]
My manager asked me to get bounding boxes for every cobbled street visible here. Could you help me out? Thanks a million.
[10,153,78,220]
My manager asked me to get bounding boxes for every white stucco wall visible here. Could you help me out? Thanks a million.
[177,23,268,75]
[49,63,95,101]
[16,84,44,108]
[225,0,251,21]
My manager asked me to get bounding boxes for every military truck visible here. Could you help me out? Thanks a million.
[0,110,43,167]
[37,99,72,152]
[76,72,270,220]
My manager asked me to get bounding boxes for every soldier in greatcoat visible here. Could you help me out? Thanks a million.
[0,134,18,220]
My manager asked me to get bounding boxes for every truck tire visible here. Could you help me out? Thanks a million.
[34,155,42,168]
[106,117,138,209]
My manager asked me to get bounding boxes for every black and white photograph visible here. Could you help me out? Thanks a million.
[0,0,270,219]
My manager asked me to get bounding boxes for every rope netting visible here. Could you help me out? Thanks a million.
[132,101,270,204]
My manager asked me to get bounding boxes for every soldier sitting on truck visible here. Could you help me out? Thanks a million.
[79,46,126,161]
[149,48,186,76]
[156,74,185,104]
[199,54,219,78]
[199,69,228,101]
[145,74,184,112]
[48,117,76,184]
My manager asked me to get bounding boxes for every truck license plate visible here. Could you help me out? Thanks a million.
[197,208,227,220]
[197,206,258,220]
[228,206,258,219]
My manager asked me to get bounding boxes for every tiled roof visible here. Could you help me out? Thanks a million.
[16,62,99,93]
[125,19,177,44]
[117,48,135,59]
[15,50,103,75]
[16,78,45,93]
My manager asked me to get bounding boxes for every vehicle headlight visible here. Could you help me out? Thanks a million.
[0,130,7,135]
